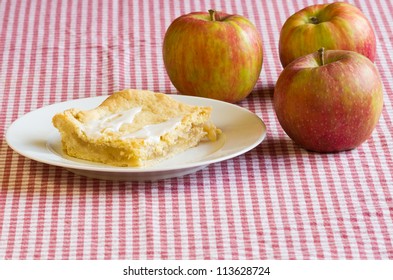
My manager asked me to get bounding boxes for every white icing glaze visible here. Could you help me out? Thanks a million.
[120,116,182,143]
[81,107,182,142]
[83,107,142,137]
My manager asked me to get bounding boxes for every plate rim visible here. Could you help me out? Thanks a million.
[6,94,267,174]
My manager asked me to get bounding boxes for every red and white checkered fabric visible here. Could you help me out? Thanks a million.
[0,0,392,259]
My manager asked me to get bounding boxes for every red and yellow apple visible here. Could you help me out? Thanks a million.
[274,48,383,152]
[163,10,263,103]
[279,2,376,67]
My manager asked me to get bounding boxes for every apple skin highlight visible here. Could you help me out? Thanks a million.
[274,49,383,153]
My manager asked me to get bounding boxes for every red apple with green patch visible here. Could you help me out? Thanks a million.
[274,48,383,152]
[163,10,263,103]
[279,2,376,67]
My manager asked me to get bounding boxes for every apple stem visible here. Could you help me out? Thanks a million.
[310,16,319,24]
[209,9,216,21]
[318,47,325,66]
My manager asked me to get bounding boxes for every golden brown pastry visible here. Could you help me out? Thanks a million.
[52,89,221,167]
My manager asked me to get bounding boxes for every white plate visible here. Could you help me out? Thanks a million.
[6,95,266,181]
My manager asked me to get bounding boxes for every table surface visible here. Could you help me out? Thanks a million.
[1,0,392,260]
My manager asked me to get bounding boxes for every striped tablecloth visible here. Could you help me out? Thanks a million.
[1,0,392,259]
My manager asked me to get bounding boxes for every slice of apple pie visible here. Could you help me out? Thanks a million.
[52,89,221,167]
